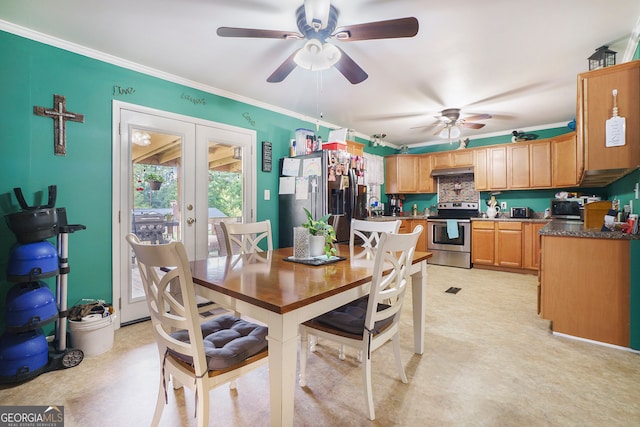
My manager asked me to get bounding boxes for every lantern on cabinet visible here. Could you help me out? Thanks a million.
[588,46,616,70]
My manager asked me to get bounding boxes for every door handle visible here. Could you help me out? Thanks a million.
[186,217,195,225]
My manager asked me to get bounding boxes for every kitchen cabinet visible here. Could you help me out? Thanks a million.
[418,156,435,193]
[471,221,495,265]
[495,221,522,268]
[488,146,507,190]
[551,132,579,187]
[540,235,630,347]
[473,148,488,191]
[507,144,531,189]
[577,60,640,186]
[346,140,364,156]
[432,150,474,169]
[523,222,545,270]
[385,155,418,193]
[403,219,427,252]
[472,220,543,272]
[529,141,552,188]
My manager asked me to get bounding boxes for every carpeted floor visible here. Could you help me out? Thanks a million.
[1,265,639,426]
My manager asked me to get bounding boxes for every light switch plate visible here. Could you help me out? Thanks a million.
[500,201,507,210]
[264,189,270,200]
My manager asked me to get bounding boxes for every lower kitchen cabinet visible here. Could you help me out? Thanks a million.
[403,218,427,252]
[472,220,545,273]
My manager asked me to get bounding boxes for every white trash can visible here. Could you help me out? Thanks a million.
[68,314,115,357]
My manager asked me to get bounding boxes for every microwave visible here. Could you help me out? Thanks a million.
[550,199,581,220]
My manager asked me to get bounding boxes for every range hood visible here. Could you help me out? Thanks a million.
[430,166,474,177]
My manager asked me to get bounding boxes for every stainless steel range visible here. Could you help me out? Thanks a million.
[427,202,479,268]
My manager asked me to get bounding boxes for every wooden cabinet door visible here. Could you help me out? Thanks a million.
[530,141,552,188]
[471,221,495,265]
[418,156,435,193]
[346,140,364,156]
[431,152,453,169]
[385,156,418,193]
[508,144,530,188]
[552,133,578,187]
[496,221,522,267]
[407,219,427,251]
[474,148,488,191]
[488,146,507,189]
[578,61,640,172]
[523,222,545,270]
[452,150,474,166]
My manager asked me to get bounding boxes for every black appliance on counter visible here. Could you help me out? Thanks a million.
[427,202,479,269]
[278,150,367,247]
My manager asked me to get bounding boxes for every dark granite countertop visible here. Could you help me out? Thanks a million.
[539,219,640,240]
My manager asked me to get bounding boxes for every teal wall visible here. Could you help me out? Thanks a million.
[0,30,395,331]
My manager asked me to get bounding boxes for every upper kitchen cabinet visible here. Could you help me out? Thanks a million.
[346,140,364,156]
[431,150,474,169]
[551,132,579,187]
[508,140,552,189]
[473,146,507,191]
[418,156,435,193]
[577,60,640,186]
[385,155,418,193]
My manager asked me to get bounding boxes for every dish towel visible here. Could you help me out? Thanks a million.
[446,220,459,239]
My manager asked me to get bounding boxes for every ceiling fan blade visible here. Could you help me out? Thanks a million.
[410,122,438,130]
[463,113,492,122]
[332,17,419,42]
[217,27,303,39]
[333,47,368,84]
[267,51,299,83]
[461,122,486,129]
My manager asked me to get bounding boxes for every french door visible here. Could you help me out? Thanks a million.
[112,102,256,325]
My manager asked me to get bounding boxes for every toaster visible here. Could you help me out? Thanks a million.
[510,207,531,218]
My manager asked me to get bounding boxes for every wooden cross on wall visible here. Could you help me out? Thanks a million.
[34,94,84,156]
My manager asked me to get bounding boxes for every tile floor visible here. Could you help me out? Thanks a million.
[1,265,639,426]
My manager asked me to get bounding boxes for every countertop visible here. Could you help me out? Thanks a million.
[539,219,640,240]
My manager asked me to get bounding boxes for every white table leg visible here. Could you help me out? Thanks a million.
[268,315,299,427]
[411,260,427,354]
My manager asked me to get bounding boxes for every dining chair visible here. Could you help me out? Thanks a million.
[220,219,273,255]
[126,234,269,427]
[299,225,423,421]
[317,218,401,361]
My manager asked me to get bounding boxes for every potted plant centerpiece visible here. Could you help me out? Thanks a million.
[145,173,164,190]
[302,208,337,258]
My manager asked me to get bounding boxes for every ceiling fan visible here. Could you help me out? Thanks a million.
[425,108,492,139]
[216,0,419,84]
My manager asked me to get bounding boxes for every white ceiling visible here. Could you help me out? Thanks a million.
[2,0,639,148]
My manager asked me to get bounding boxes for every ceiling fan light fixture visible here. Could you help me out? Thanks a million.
[294,40,341,71]
[304,0,331,30]
[439,125,461,139]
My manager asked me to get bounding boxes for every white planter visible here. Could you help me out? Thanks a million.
[309,235,326,257]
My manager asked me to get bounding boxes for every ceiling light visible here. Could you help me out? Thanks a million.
[294,40,341,71]
[304,0,330,30]
[132,131,151,146]
[439,125,461,140]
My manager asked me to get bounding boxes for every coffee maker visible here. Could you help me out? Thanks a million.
[387,195,402,216]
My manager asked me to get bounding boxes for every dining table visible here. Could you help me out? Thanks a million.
[188,243,431,426]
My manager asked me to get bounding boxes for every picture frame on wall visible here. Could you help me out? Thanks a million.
[262,141,272,172]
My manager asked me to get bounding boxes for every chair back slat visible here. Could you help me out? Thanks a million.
[365,225,422,331]
[350,219,401,249]
[126,234,209,375]
[221,220,273,255]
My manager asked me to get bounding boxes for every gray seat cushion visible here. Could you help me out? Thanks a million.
[170,315,268,370]
[314,296,392,336]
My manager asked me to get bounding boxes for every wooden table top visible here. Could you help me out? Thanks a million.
[189,244,431,315]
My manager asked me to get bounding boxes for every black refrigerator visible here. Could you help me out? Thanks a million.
[278,149,367,247]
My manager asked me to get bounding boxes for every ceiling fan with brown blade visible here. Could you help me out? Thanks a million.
[216,0,418,84]
[415,108,492,139]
